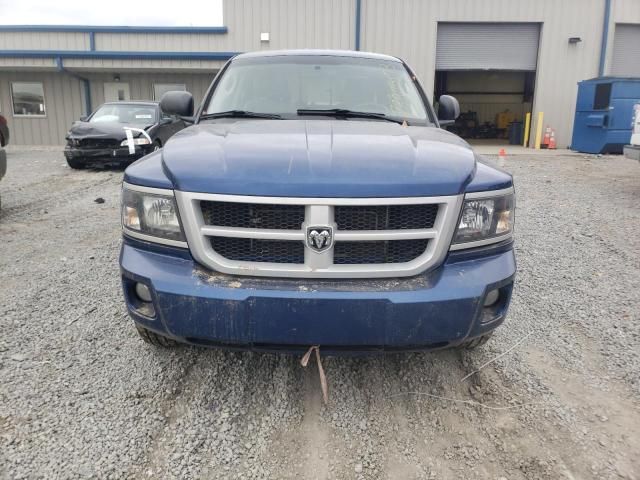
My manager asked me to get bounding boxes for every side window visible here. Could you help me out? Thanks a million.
[153,83,186,101]
[11,82,46,116]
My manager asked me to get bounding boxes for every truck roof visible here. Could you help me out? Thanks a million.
[233,49,401,63]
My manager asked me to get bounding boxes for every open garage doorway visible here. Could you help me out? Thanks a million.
[434,23,540,146]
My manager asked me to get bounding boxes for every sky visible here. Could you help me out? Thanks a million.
[0,0,224,26]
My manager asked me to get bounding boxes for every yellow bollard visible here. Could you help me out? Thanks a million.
[523,112,531,147]
[534,111,544,149]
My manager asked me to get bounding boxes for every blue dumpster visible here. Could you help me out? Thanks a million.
[571,77,640,154]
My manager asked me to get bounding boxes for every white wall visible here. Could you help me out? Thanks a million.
[0,31,88,50]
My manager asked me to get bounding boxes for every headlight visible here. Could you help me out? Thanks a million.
[451,189,514,249]
[120,137,151,147]
[121,184,186,245]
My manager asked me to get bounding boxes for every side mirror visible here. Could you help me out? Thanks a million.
[79,115,88,122]
[159,91,194,119]
[438,95,460,127]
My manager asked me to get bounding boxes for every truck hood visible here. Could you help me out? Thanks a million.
[161,120,476,197]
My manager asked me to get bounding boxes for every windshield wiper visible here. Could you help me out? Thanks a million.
[200,110,282,120]
[296,108,405,125]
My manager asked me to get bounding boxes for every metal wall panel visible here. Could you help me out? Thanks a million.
[61,58,226,71]
[0,58,56,69]
[611,24,640,77]
[222,0,354,51]
[436,23,540,71]
[95,33,236,52]
[0,32,88,50]
[0,72,84,145]
[93,0,354,52]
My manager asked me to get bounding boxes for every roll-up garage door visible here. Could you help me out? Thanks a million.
[436,23,540,71]
[611,24,640,77]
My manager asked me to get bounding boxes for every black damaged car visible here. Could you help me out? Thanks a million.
[64,101,186,169]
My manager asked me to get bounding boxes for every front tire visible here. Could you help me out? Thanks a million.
[135,325,178,347]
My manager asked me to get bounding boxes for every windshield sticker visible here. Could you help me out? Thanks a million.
[135,114,153,119]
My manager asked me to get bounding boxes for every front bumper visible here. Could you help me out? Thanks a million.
[64,144,153,165]
[120,238,516,353]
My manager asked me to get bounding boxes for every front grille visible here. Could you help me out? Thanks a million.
[335,204,438,230]
[334,240,429,264]
[75,138,120,149]
[210,237,305,264]
[175,190,460,278]
[201,201,304,230]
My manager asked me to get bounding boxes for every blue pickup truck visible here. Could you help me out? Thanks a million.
[119,50,516,353]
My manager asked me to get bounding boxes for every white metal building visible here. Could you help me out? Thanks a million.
[0,0,639,146]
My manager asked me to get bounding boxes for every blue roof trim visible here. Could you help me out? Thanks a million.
[0,50,238,61]
[0,25,228,34]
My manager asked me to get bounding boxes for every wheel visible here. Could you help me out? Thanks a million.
[152,140,162,152]
[457,333,493,350]
[135,325,178,347]
[66,157,85,169]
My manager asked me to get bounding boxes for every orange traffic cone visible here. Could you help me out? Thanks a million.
[542,126,551,148]
[498,148,507,158]
[548,129,557,149]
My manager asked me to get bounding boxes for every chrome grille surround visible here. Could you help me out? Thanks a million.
[174,191,463,279]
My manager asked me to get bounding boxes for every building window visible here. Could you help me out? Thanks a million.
[153,83,186,101]
[11,82,46,116]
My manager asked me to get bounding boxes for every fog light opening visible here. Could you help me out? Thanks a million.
[483,288,500,307]
[135,282,152,303]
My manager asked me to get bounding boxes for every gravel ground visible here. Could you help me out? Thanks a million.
[0,147,639,479]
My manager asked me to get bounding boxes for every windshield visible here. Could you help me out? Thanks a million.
[90,104,157,125]
[205,55,430,124]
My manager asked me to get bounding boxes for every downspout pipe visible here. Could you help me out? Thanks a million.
[355,0,362,51]
[599,0,612,77]
[56,57,92,115]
